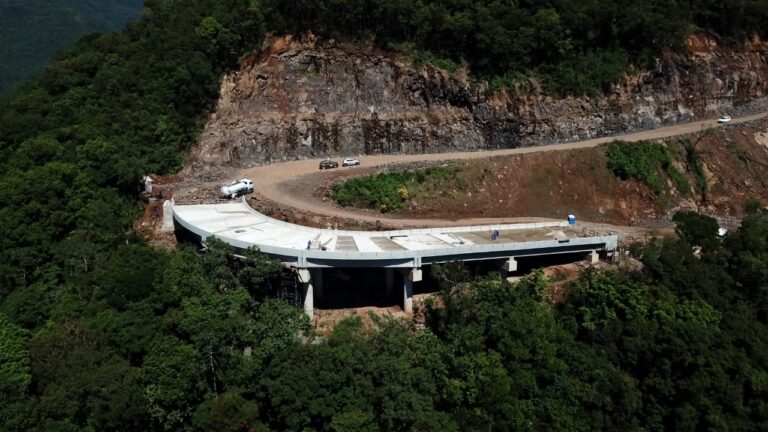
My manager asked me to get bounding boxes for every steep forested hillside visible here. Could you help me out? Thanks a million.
[0,0,767,430]
[0,0,144,94]
[265,0,768,94]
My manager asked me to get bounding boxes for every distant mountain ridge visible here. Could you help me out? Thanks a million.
[0,0,144,94]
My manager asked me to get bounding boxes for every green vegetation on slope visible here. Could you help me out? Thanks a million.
[0,0,144,95]
[264,0,768,95]
[0,0,768,429]
[332,165,463,212]
[6,0,768,97]
[0,0,267,296]
[1,210,767,430]
[681,138,710,202]
[606,140,690,195]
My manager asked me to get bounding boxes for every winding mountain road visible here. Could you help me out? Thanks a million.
[239,112,768,230]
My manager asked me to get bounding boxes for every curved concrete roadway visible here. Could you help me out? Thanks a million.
[172,200,618,267]
[240,112,768,229]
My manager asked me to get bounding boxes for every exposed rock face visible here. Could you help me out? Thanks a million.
[190,33,768,167]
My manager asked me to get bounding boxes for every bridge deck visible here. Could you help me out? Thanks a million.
[171,200,617,267]
[173,201,581,252]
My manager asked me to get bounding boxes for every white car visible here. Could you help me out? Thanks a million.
[220,179,254,199]
[342,158,360,167]
[718,115,732,123]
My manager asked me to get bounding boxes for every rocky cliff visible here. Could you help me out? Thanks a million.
[189,33,768,167]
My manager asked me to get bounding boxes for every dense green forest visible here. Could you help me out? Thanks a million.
[1,0,768,430]
[0,0,144,95]
[2,210,768,430]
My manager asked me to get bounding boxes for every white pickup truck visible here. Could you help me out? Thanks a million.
[220,179,254,199]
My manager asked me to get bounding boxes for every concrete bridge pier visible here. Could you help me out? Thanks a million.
[403,279,413,314]
[161,200,175,232]
[501,257,518,278]
[297,269,314,319]
[588,250,599,264]
[402,268,422,313]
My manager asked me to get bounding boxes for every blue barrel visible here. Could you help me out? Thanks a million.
[568,215,576,225]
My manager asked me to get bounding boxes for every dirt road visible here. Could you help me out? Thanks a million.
[239,112,767,231]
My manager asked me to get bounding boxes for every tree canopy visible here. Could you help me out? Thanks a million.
[0,0,144,95]
[1,0,768,430]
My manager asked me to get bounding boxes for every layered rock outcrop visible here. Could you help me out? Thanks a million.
[189,33,768,167]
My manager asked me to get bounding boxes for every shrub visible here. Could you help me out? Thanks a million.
[681,139,709,201]
[605,140,694,196]
[389,42,464,73]
[744,197,764,214]
[666,165,691,195]
[605,141,671,195]
[332,165,460,213]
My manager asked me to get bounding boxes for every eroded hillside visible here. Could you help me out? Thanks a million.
[189,33,768,168]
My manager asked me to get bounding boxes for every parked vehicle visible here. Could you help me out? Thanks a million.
[718,115,732,123]
[342,157,360,167]
[319,160,339,170]
[220,179,254,199]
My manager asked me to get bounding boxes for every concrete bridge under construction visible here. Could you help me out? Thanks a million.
[170,199,618,318]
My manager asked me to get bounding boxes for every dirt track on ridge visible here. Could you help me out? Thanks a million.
[238,112,768,232]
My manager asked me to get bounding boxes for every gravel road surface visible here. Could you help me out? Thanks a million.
[239,112,767,233]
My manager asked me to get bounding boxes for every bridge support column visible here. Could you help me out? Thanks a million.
[297,269,313,320]
[402,268,422,314]
[500,257,518,279]
[503,258,518,273]
[403,279,413,314]
[589,250,599,264]
[161,200,174,232]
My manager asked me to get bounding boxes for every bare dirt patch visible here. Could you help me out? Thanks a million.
[248,195,385,230]
[313,306,409,337]
[393,150,659,225]
[311,293,436,336]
